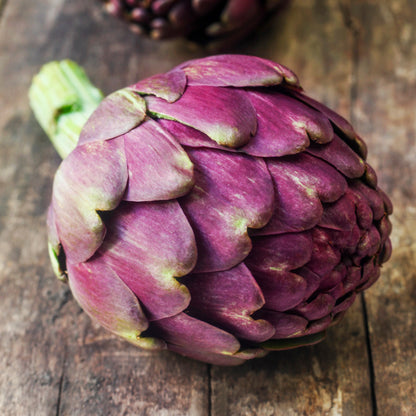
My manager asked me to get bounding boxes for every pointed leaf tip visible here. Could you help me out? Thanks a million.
[130,69,187,103]
[123,119,194,202]
[79,88,147,145]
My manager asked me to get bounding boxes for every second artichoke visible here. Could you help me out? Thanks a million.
[101,0,288,47]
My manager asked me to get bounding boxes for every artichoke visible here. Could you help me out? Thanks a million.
[29,55,392,366]
[100,0,287,46]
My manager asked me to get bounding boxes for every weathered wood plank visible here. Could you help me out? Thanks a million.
[0,1,208,415]
[347,1,416,415]
[210,1,374,414]
[0,3,66,415]
[56,321,209,416]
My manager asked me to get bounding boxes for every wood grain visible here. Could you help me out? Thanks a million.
[0,0,414,415]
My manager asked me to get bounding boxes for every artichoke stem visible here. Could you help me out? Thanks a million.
[29,60,104,159]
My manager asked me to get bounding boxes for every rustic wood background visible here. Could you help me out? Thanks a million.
[0,0,415,415]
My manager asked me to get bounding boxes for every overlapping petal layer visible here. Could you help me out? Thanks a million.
[146,85,257,147]
[98,201,197,320]
[51,138,127,263]
[179,148,274,272]
[181,55,299,88]
[122,119,194,202]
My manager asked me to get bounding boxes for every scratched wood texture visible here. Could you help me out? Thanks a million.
[0,0,414,415]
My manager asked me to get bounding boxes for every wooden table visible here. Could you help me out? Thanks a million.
[0,1,415,415]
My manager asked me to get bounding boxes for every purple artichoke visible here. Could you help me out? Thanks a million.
[100,0,287,46]
[29,55,392,366]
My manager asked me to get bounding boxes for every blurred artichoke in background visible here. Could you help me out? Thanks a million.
[100,0,288,47]
[29,55,392,366]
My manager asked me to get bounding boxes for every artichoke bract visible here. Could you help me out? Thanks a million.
[29,55,392,366]
[100,0,287,46]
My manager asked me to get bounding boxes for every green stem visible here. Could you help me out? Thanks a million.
[29,60,104,159]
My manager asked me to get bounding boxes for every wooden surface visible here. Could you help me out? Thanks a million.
[0,0,415,415]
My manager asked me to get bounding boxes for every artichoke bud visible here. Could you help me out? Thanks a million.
[30,55,393,366]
